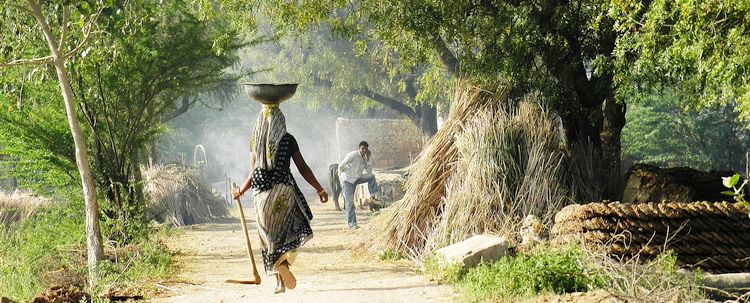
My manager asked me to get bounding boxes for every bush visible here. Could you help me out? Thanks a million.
[0,199,87,299]
[423,253,465,284]
[424,246,606,302]
[0,198,175,301]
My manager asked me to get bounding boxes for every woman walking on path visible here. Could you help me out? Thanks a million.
[233,103,328,294]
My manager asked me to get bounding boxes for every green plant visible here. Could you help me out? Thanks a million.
[459,246,606,302]
[422,253,465,284]
[379,249,402,261]
[587,250,705,301]
[721,173,748,206]
[0,199,175,302]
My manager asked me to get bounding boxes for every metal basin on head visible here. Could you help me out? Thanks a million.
[243,83,298,104]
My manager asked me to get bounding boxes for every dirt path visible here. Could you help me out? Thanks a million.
[150,199,454,303]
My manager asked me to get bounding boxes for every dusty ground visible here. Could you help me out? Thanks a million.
[150,198,454,303]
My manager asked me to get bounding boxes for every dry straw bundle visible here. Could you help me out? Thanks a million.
[354,81,571,258]
[0,191,49,225]
[425,101,569,251]
[143,164,228,226]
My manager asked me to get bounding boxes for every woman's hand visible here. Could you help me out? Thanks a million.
[318,189,329,203]
[232,187,243,199]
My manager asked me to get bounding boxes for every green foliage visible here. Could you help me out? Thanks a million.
[459,247,606,302]
[263,0,617,114]
[0,200,86,300]
[424,246,606,302]
[422,253,465,284]
[722,173,748,205]
[242,22,445,135]
[378,248,402,261]
[622,91,750,171]
[0,74,80,194]
[1,0,246,244]
[610,0,750,121]
[0,199,174,301]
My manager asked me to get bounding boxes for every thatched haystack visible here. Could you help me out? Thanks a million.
[143,165,228,226]
[552,201,750,273]
[354,82,572,258]
[0,191,49,225]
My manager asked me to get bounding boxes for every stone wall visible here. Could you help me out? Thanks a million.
[335,118,422,170]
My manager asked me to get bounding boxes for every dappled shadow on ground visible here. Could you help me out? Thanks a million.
[313,283,438,293]
[151,199,453,303]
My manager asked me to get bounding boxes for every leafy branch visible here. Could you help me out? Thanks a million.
[721,173,748,206]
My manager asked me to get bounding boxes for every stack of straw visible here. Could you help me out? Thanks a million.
[425,101,569,251]
[143,165,228,226]
[0,191,49,224]
[355,82,571,258]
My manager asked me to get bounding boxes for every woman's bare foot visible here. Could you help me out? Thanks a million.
[274,273,285,294]
[277,261,297,289]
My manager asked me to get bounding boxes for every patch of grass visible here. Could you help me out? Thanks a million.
[0,198,175,302]
[95,237,174,294]
[589,249,705,301]
[422,246,606,302]
[460,246,606,302]
[0,199,87,300]
[379,249,402,261]
[423,253,466,284]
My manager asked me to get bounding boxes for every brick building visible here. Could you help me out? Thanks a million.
[334,118,423,170]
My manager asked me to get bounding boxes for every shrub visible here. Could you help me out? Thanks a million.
[0,198,175,301]
[423,246,606,302]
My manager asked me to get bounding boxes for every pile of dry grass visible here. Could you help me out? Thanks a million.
[0,191,49,225]
[352,82,504,257]
[583,248,705,302]
[143,165,228,226]
[354,82,572,259]
[425,101,570,251]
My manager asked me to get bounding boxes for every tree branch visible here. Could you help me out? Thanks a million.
[59,5,68,51]
[350,87,419,121]
[430,33,460,75]
[62,11,102,60]
[0,56,54,68]
[162,96,198,122]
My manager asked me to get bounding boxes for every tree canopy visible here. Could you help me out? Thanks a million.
[610,0,750,120]
[0,0,246,244]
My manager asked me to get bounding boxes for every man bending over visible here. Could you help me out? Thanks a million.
[339,141,380,229]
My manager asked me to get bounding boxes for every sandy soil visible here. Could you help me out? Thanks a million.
[150,198,454,303]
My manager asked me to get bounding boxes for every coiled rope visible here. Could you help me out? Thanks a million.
[552,201,750,273]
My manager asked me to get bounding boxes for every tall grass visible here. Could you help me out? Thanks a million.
[0,191,49,224]
[566,141,625,203]
[143,164,228,226]
[0,197,174,301]
[355,83,587,259]
[0,199,87,299]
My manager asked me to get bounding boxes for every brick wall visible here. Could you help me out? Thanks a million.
[335,118,423,169]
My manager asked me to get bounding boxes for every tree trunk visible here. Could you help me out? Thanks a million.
[418,103,438,143]
[28,0,103,287]
[131,149,145,207]
[602,98,626,175]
